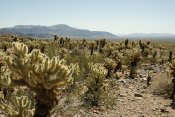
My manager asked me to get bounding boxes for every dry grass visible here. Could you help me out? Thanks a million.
[151,73,173,98]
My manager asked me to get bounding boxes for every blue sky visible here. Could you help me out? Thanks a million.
[0,0,175,34]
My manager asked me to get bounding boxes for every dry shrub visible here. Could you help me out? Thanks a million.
[152,73,173,98]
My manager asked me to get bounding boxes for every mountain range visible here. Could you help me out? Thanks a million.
[0,24,175,40]
[0,24,117,39]
[118,33,175,40]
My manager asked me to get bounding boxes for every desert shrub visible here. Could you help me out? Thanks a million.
[152,73,172,98]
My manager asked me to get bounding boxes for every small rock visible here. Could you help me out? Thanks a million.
[143,86,147,89]
[142,77,147,81]
[117,99,124,102]
[140,90,146,93]
[134,93,143,97]
[160,108,169,113]
[92,110,101,114]
[73,114,81,117]
[135,97,143,100]
[119,79,126,84]
[128,86,134,89]
[119,93,127,97]
[152,107,158,111]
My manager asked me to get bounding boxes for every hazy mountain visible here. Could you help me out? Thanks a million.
[0,24,117,39]
[118,33,175,40]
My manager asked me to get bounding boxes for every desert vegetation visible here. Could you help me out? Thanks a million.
[0,34,175,116]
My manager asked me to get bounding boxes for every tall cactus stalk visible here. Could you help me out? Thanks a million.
[90,43,94,56]
[169,61,175,100]
[125,39,129,48]
[169,51,173,62]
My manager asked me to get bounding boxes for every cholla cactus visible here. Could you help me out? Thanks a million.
[125,48,141,79]
[169,51,173,62]
[100,38,107,48]
[104,58,116,78]
[169,60,175,77]
[151,51,157,64]
[0,96,34,117]
[114,60,122,73]
[0,52,11,99]
[3,44,7,52]
[111,50,123,61]
[83,63,107,106]
[147,71,152,87]
[0,51,4,67]
[105,44,114,57]
[124,39,129,48]
[139,40,145,54]
[1,42,78,117]
[89,42,95,56]
[0,52,11,87]
[169,60,175,99]
[95,40,100,50]
[58,47,68,59]
[0,66,11,87]
[59,37,65,47]
[54,35,58,41]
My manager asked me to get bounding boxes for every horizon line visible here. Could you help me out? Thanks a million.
[0,24,175,35]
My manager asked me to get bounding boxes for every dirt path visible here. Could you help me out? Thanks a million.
[79,77,175,117]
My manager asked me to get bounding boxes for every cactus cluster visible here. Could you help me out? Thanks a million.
[83,62,107,106]
[123,48,141,79]
[1,35,175,115]
[104,58,116,78]
[0,42,79,116]
[0,52,11,87]
[0,96,34,117]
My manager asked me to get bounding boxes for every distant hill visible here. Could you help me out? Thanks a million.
[118,33,175,40]
[0,24,117,39]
